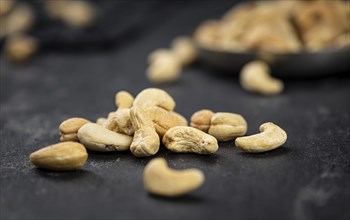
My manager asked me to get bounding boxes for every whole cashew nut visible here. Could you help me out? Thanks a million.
[77,123,132,152]
[133,88,176,111]
[143,158,205,197]
[130,107,160,157]
[162,126,218,154]
[240,60,284,95]
[235,122,287,153]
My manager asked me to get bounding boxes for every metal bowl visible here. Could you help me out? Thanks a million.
[197,45,350,77]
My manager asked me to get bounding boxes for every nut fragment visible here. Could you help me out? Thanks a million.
[235,122,287,153]
[208,112,247,141]
[145,106,187,137]
[143,158,205,197]
[133,88,176,111]
[130,107,160,157]
[240,60,284,95]
[171,36,198,65]
[163,126,218,154]
[103,109,134,136]
[77,123,132,152]
[29,142,88,171]
[190,109,214,132]
[115,91,134,109]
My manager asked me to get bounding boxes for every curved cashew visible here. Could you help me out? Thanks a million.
[115,91,134,109]
[130,107,160,157]
[77,123,132,152]
[143,158,205,197]
[133,88,176,111]
[208,112,247,141]
[162,126,218,154]
[240,61,284,95]
[145,106,188,137]
[235,122,287,153]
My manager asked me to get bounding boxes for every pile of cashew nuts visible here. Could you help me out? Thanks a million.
[30,87,287,197]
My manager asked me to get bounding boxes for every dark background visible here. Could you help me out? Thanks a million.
[1,1,349,220]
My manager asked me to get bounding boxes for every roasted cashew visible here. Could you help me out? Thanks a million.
[143,158,205,197]
[235,122,287,153]
[240,60,284,95]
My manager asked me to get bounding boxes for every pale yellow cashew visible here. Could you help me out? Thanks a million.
[133,88,176,111]
[115,91,134,109]
[235,122,287,153]
[77,123,132,152]
[146,50,181,84]
[163,126,218,154]
[143,158,205,197]
[171,36,198,65]
[30,142,88,171]
[240,60,284,95]
[129,107,160,157]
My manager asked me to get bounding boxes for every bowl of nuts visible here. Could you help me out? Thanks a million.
[193,0,350,77]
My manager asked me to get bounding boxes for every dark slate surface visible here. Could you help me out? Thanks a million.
[1,1,349,220]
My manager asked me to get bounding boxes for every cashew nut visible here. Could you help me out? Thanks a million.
[145,106,187,137]
[171,36,198,65]
[190,109,214,132]
[77,123,132,152]
[240,60,284,95]
[115,91,134,109]
[130,107,160,157]
[235,122,287,153]
[143,158,205,197]
[59,117,91,142]
[146,50,181,84]
[103,109,134,136]
[162,126,218,154]
[29,142,88,171]
[208,112,247,141]
[133,88,176,111]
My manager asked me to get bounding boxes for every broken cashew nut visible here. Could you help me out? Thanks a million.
[129,107,160,157]
[143,158,205,197]
[103,109,134,136]
[163,126,218,154]
[235,122,287,153]
[133,88,176,111]
[77,123,132,152]
[240,60,284,95]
